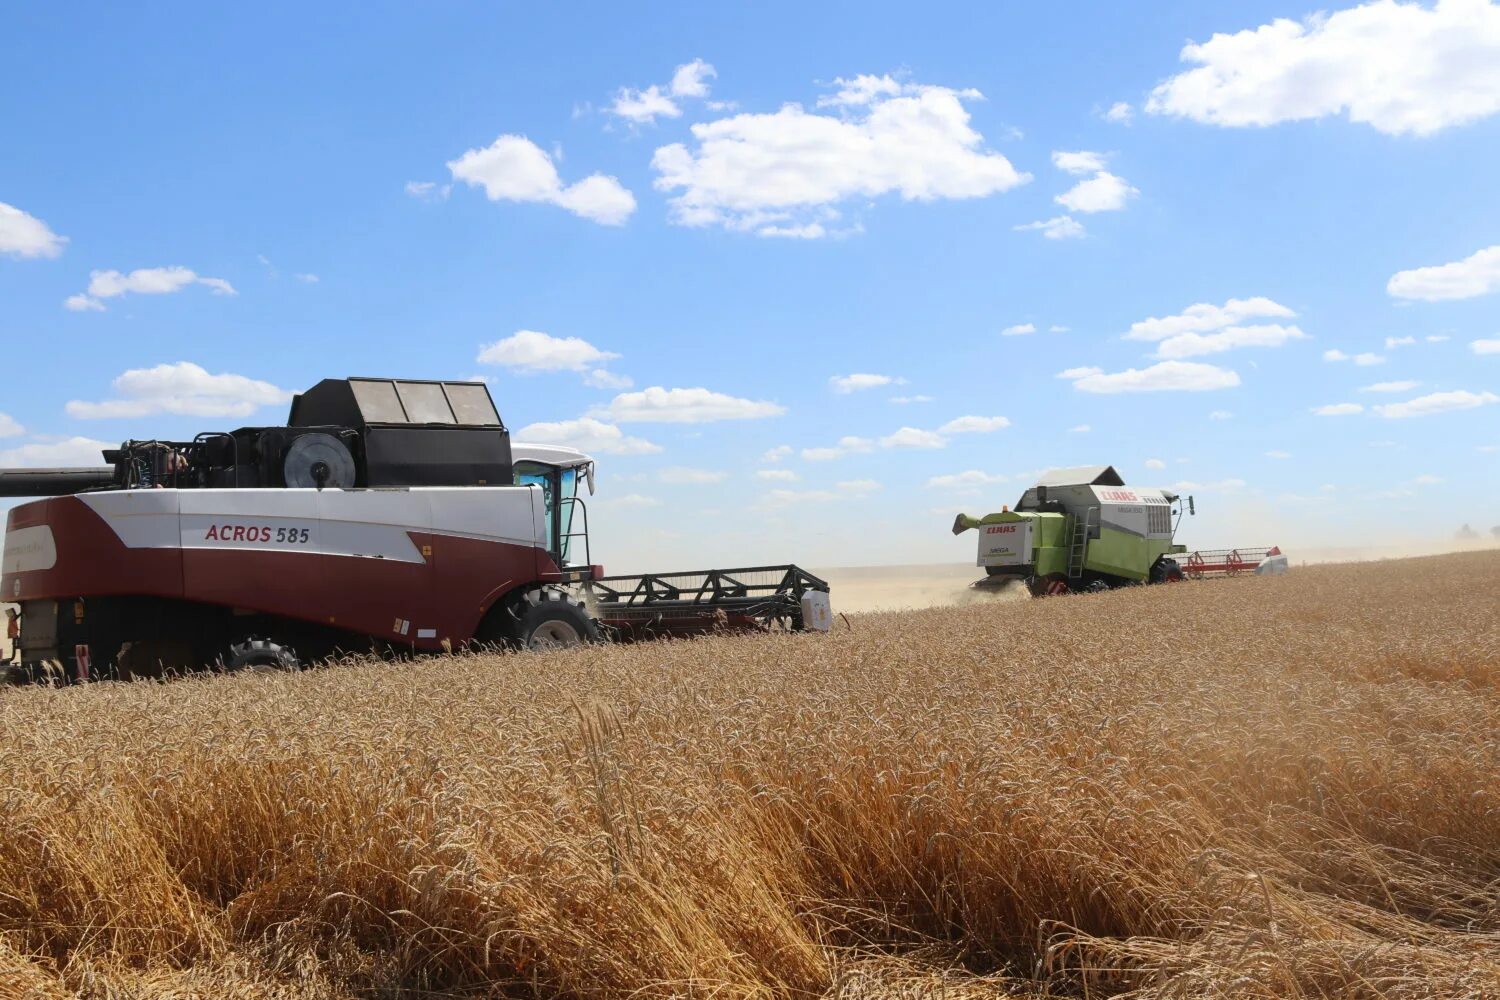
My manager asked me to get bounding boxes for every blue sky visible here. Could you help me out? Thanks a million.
[2,1,1498,570]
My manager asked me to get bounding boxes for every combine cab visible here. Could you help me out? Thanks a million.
[0,378,831,682]
[953,465,1284,596]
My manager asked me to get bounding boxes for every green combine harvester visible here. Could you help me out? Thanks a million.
[953,465,1193,597]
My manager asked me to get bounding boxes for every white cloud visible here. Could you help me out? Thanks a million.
[1372,389,1500,418]
[405,180,451,202]
[1209,410,1233,420]
[0,436,114,468]
[1427,335,1450,342]
[1388,245,1500,301]
[1412,473,1443,485]
[1070,424,1091,433]
[1360,380,1420,392]
[817,74,907,107]
[756,468,799,482]
[1049,325,1070,333]
[1265,449,1292,459]
[477,330,620,374]
[880,426,947,449]
[611,85,681,124]
[1171,478,1247,494]
[513,416,662,455]
[927,470,1007,489]
[830,373,905,394]
[1014,215,1084,240]
[1153,323,1307,359]
[0,413,22,437]
[1313,402,1364,415]
[1052,150,1109,175]
[1127,297,1294,341]
[1104,102,1134,124]
[1001,323,1036,336]
[294,273,319,284]
[890,395,933,404]
[1144,458,1166,470]
[1057,366,1104,379]
[1472,338,1500,354]
[0,201,66,259]
[1385,336,1416,348]
[758,222,831,239]
[801,437,875,461]
[761,445,792,463]
[836,479,882,497]
[651,76,1029,235]
[65,362,291,419]
[448,135,636,225]
[1060,360,1241,393]
[1055,171,1137,213]
[758,488,840,508]
[1323,349,1349,362]
[1354,353,1385,366]
[1146,0,1500,136]
[606,493,662,509]
[594,386,786,423]
[670,58,716,98]
[65,266,238,312]
[583,369,633,390]
[659,466,728,484]
[938,415,1010,434]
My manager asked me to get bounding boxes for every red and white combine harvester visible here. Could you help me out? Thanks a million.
[0,378,831,680]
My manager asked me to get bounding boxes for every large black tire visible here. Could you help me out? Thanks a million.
[224,638,299,672]
[503,589,600,650]
[1150,557,1186,585]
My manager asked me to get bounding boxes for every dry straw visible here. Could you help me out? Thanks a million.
[0,551,1496,998]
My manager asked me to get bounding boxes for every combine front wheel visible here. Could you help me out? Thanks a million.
[1030,574,1071,598]
[510,589,601,650]
[224,639,300,672]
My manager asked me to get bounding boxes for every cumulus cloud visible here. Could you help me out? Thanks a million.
[66,362,290,419]
[1473,338,1500,354]
[927,470,1007,489]
[1001,323,1036,336]
[1385,336,1416,348]
[938,415,1010,434]
[476,331,622,383]
[1127,297,1294,341]
[0,201,66,259]
[658,466,729,484]
[880,426,946,449]
[801,436,875,461]
[758,477,883,509]
[1153,324,1307,359]
[404,180,452,202]
[448,135,635,225]
[761,445,793,463]
[65,266,237,312]
[1388,245,1500,301]
[513,416,661,455]
[1209,410,1233,420]
[651,75,1029,236]
[1144,458,1166,469]
[593,386,785,423]
[1313,402,1364,415]
[1055,171,1137,213]
[1014,215,1085,240]
[756,468,799,481]
[0,412,22,437]
[0,436,114,468]
[1059,360,1241,393]
[1147,0,1500,136]
[1372,389,1500,418]
[609,58,718,124]
[1104,102,1134,124]
[830,373,904,394]
[1361,380,1421,392]
[890,395,933,404]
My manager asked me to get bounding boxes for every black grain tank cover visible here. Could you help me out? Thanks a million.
[288,378,513,487]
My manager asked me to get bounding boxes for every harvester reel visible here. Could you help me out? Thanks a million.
[283,433,356,489]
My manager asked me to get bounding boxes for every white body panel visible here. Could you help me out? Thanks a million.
[2,525,58,575]
[977,520,1032,567]
[78,487,546,561]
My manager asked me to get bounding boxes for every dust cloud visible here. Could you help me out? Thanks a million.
[813,564,1030,613]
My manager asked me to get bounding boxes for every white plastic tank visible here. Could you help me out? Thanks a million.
[800,591,833,632]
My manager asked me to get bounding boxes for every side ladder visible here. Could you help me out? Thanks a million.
[1067,506,1097,579]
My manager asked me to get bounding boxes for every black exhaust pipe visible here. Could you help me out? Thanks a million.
[0,468,118,498]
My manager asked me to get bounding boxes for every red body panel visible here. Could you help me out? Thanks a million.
[3,495,556,649]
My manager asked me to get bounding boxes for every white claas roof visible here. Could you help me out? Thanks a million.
[1033,465,1124,488]
[511,443,594,470]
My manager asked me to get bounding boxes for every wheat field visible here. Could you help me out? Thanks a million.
[0,551,1496,999]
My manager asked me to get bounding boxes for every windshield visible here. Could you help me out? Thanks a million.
[513,461,583,566]
[558,467,579,564]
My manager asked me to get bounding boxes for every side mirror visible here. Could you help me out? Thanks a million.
[1188,496,1196,516]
